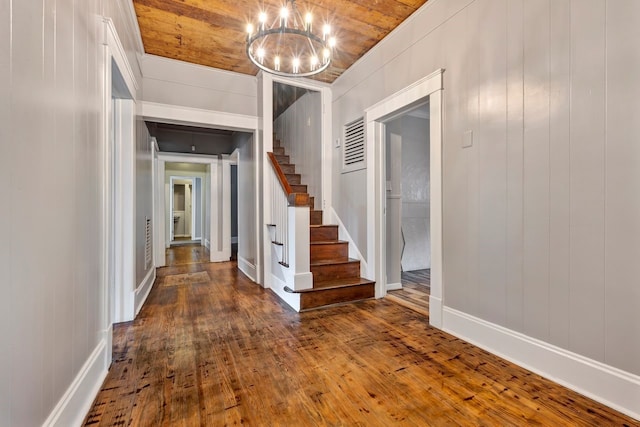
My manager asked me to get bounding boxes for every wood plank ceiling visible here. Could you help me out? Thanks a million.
[132,0,429,83]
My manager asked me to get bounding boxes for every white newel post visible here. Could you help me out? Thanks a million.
[287,205,313,291]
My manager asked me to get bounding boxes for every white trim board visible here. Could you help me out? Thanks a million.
[142,101,258,132]
[42,340,109,427]
[443,307,640,421]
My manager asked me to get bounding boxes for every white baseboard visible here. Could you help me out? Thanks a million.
[135,268,156,316]
[43,339,109,427]
[210,252,230,262]
[238,256,257,282]
[269,274,301,312]
[386,282,402,291]
[443,306,640,421]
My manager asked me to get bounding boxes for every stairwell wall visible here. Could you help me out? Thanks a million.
[274,91,323,209]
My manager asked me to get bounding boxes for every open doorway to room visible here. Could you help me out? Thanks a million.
[384,103,431,316]
[365,69,443,328]
[169,175,203,245]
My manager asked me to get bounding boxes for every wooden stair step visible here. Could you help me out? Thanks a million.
[310,210,323,225]
[310,224,338,242]
[311,258,360,282]
[285,278,375,310]
[273,138,281,148]
[290,184,307,193]
[308,196,315,209]
[310,241,349,263]
[275,154,290,164]
[285,173,301,184]
[273,146,285,155]
[279,164,296,174]
[310,277,375,291]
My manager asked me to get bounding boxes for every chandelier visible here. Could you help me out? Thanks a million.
[245,0,336,78]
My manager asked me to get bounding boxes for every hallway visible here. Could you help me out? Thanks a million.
[83,247,638,426]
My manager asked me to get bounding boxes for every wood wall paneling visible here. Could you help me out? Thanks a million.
[547,0,572,350]
[604,0,640,376]
[440,2,469,314]
[522,0,551,342]
[569,0,606,362]
[464,2,480,316]
[0,0,11,424]
[476,0,507,326]
[505,0,525,332]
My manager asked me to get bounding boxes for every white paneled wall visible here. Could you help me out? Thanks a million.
[0,0,144,425]
[332,0,640,383]
[274,91,322,208]
[141,54,257,117]
[136,121,154,286]
[235,133,257,275]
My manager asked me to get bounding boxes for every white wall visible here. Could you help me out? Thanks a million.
[274,91,323,208]
[234,133,258,280]
[136,122,154,285]
[142,54,257,117]
[399,115,430,271]
[0,0,145,425]
[332,0,640,397]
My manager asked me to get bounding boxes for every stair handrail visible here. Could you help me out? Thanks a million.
[266,151,313,292]
[267,152,309,207]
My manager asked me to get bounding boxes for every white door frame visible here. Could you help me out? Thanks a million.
[102,18,140,329]
[144,103,260,277]
[364,69,444,328]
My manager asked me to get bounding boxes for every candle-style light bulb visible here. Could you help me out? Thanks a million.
[280,7,288,28]
[274,56,281,71]
[323,24,331,40]
[258,12,267,31]
[292,57,300,73]
[305,12,312,32]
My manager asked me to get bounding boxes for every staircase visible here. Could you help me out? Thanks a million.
[270,138,375,311]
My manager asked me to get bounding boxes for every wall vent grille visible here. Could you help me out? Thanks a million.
[342,117,366,173]
[144,216,152,270]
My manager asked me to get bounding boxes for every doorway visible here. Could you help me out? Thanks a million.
[169,176,202,245]
[384,103,431,315]
[364,69,444,328]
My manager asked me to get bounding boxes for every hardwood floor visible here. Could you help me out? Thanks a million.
[83,249,639,426]
[387,269,431,316]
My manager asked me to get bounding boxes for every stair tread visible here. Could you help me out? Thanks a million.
[311,257,359,267]
[287,277,375,293]
[310,240,347,245]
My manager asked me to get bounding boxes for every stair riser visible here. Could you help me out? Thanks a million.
[300,284,375,310]
[310,210,322,225]
[311,261,360,282]
[280,164,295,174]
[290,184,307,193]
[310,226,338,242]
[285,174,301,184]
[310,242,349,263]
[275,155,290,164]
[273,146,285,155]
